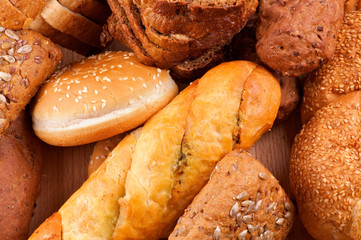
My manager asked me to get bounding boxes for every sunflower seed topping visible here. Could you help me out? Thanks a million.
[5,29,19,40]
[236,192,247,201]
[263,230,274,240]
[0,26,5,32]
[276,218,285,225]
[285,202,292,211]
[266,202,276,214]
[230,202,239,217]
[17,45,32,54]
[2,55,15,63]
[248,224,256,233]
[237,230,248,240]
[7,48,14,56]
[242,215,252,223]
[241,200,254,207]
[236,213,242,226]
[284,211,292,219]
[0,72,11,82]
[254,200,262,212]
[258,172,269,180]
[213,226,221,240]
[0,94,6,102]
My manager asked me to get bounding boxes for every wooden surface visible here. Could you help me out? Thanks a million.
[28,44,314,239]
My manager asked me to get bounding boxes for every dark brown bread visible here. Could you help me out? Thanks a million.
[256,0,344,77]
[0,112,42,240]
[170,149,295,240]
[0,27,62,136]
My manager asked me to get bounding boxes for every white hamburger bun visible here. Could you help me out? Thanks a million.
[31,51,178,146]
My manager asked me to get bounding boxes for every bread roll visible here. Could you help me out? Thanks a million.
[302,11,361,123]
[0,26,62,136]
[0,112,42,240]
[170,149,295,240]
[290,91,361,239]
[31,51,178,146]
[30,60,280,240]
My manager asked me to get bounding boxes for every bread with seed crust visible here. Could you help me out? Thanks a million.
[0,27,62,136]
[170,149,295,240]
[290,91,361,240]
[302,11,361,124]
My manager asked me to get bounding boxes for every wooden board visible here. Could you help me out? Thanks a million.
[28,44,314,239]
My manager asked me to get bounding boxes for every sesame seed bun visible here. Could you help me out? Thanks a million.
[290,91,361,240]
[31,51,178,146]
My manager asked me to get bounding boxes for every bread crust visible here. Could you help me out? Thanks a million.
[290,91,361,240]
[0,27,62,136]
[0,112,42,240]
[302,11,361,124]
[170,149,295,240]
[8,0,47,19]
[256,0,344,77]
[29,212,62,240]
[0,0,29,29]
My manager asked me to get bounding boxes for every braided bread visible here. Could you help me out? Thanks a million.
[30,61,281,240]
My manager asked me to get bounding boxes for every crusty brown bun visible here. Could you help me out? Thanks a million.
[88,133,125,176]
[256,0,344,77]
[0,112,42,240]
[302,11,361,124]
[31,51,178,146]
[29,212,61,240]
[30,60,281,240]
[170,149,295,240]
[290,91,361,240]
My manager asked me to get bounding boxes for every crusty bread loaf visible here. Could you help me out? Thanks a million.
[31,51,178,146]
[302,11,361,124]
[58,0,111,24]
[290,91,361,240]
[41,0,103,48]
[29,212,62,240]
[170,149,295,240]
[88,133,125,176]
[256,0,344,77]
[0,112,42,240]
[0,27,62,136]
[30,61,281,239]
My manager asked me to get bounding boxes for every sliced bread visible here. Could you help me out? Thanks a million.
[41,0,103,48]
[8,0,47,19]
[58,0,111,24]
[0,0,30,29]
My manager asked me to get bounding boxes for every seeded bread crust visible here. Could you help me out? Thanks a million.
[0,27,62,136]
[28,14,96,55]
[302,11,361,124]
[58,0,111,24]
[256,0,344,77]
[170,149,295,240]
[41,0,103,48]
[290,91,361,240]
[0,112,42,240]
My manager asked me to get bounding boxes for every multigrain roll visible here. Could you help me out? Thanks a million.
[290,91,361,240]
[302,11,361,123]
[31,51,178,146]
[0,112,42,240]
[256,0,344,77]
[0,26,62,136]
[169,149,295,240]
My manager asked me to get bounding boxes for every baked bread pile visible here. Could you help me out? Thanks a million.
[30,61,282,239]
[101,0,258,80]
[0,0,111,54]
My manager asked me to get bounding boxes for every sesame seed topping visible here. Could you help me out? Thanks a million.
[53,106,59,111]
[93,106,96,111]
[95,90,98,94]
[157,68,162,73]
[66,93,70,98]
[143,83,147,88]
[75,98,79,103]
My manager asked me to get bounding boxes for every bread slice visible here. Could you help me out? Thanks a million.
[58,0,111,24]
[28,14,96,55]
[41,0,102,48]
[8,0,47,19]
[0,0,30,29]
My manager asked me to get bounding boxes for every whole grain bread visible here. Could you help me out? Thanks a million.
[256,0,344,77]
[0,111,42,240]
[0,0,31,29]
[41,0,103,48]
[170,149,295,240]
[0,27,62,136]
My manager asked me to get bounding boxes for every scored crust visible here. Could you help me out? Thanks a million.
[41,0,103,48]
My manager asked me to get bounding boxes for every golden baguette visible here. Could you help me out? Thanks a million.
[30,61,281,240]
